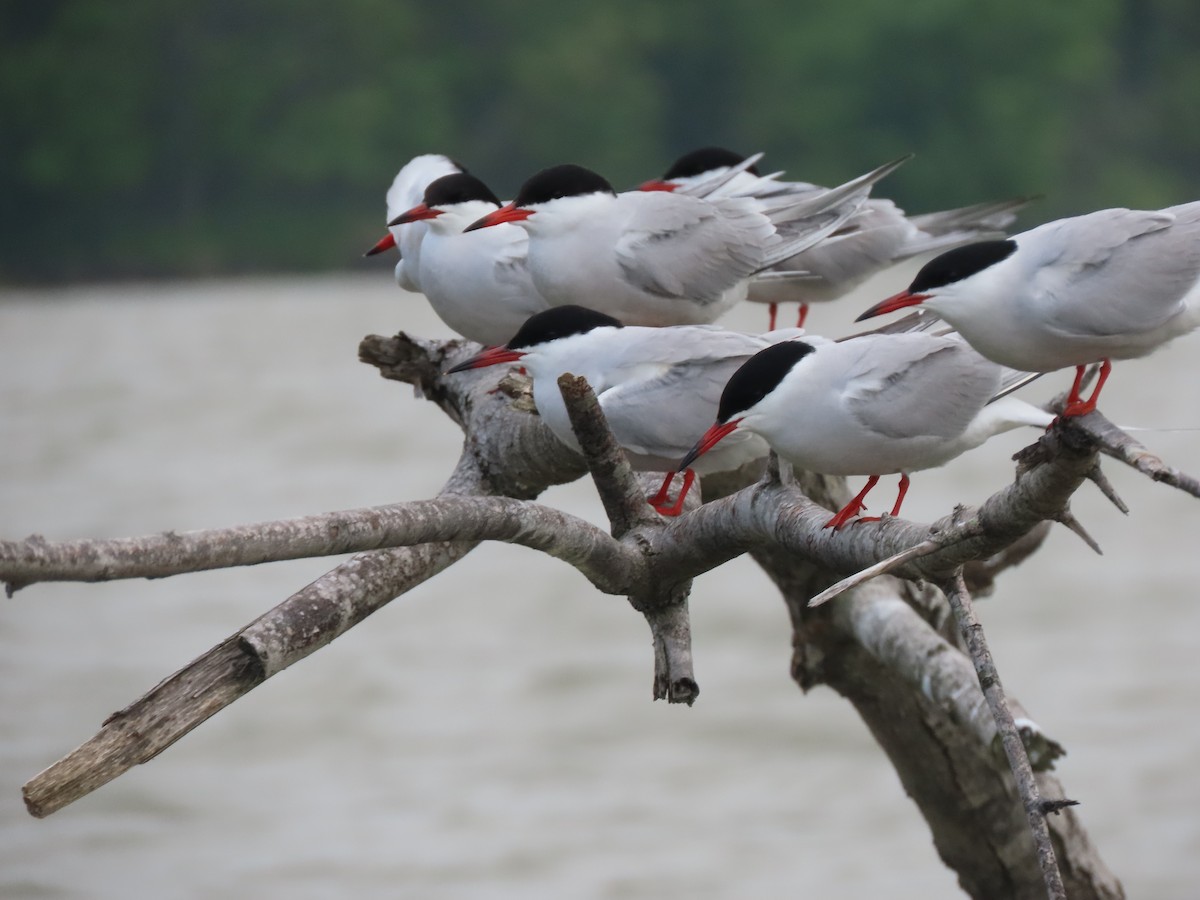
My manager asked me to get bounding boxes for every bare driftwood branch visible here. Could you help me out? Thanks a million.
[749,472,1120,898]
[12,331,1159,899]
[557,373,661,537]
[1,496,632,596]
[0,413,1100,607]
[21,335,594,818]
[943,570,1068,900]
[555,373,698,704]
[22,456,488,818]
[1065,410,1200,498]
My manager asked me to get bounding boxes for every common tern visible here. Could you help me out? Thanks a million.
[387,173,549,346]
[363,153,465,293]
[856,202,1200,416]
[447,305,800,515]
[462,159,907,328]
[679,332,1053,529]
[642,147,1030,329]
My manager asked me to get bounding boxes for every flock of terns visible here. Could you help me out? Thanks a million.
[364,148,1200,526]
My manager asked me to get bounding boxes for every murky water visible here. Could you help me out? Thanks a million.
[1,274,1197,898]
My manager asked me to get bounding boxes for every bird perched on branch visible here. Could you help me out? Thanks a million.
[364,153,466,294]
[856,202,1200,417]
[679,332,1052,529]
[463,158,907,328]
[386,173,549,347]
[642,146,1031,329]
[447,305,806,515]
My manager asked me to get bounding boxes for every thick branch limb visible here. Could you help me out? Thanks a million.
[21,453,496,817]
[1,496,632,596]
[643,421,1099,593]
[12,328,1147,900]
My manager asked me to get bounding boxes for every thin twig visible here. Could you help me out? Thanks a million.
[943,570,1068,900]
[557,373,697,701]
[557,373,660,537]
[1063,410,1200,498]
[807,537,944,607]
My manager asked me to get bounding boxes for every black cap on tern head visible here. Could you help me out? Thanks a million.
[512,164,617,207]
[423,172,503,208]
[717,341,816,423]
[507,305,624,351]
[663,146,760,180]
[907,239,1018,293]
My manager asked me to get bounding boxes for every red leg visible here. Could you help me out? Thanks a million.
[853,474,910,525]
[651,469,696,517]
[796,304,809,329]
[889,473,910,518]
[1061,360,1112,417]
[648,471,676,507]
[767,302,778,332]
[1064,365,1087,408]
[824,475,879,530]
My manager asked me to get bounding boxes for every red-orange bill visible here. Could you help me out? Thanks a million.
[445,346,526,374]
[855,291,928,322]
[363,232,397,257]
[463,204,533,232]
[677,419,741,471]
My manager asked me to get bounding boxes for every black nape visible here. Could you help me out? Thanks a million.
[717,341,815,422]
[507,305,623,350]
[908,240,1018,293]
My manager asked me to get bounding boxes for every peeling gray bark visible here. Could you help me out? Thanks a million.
[8,330,1172,899]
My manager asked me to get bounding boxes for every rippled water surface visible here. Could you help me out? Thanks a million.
[1,274,1198,898]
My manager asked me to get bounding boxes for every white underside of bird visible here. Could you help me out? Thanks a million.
[912,203,1200,372]
[383,154,463,292]
[417,203,549,347]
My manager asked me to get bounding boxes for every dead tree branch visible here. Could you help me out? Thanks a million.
[11,331,1169,899]
[943,570,1068,900]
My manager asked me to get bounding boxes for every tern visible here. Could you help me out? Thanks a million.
[856,202,1200,416]
[387,172,549,346]
[447,305,802,515]
[642,146,1030,329]
[462,159,908,328]
[363,153,465,293]
[678,332,1053,529]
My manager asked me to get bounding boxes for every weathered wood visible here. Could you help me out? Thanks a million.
[24,637,261,818]
[12,331,1153,899]
[943,571,1067,900]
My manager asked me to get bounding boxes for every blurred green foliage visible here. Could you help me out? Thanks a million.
[2,0,1198,281]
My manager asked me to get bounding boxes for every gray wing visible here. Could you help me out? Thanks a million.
[843,334,1002,440]
[615,193,774,302]
[902,196,1032,254]
[598,329,769,457]
[1027,204,1200,337]
[768,200,914,282]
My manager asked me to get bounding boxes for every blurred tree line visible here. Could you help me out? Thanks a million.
[2,0,1198,282]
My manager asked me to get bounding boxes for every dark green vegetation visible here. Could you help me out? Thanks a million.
[3,0,1199,282]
